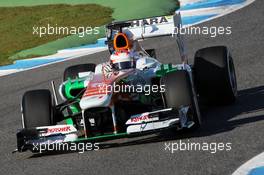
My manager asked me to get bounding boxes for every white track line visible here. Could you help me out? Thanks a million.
[181,0,205,6]
[232,152,264,175]
[0,47,107,76]
[180,0,255,26]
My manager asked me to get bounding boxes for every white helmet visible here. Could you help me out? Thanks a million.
[110,50,135,71]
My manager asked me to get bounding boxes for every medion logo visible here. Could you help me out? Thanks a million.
[130,16,169,27]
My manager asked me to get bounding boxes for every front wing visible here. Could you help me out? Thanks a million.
[15,108,181,153]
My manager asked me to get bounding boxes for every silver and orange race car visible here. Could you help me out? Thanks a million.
[15,13,237,153]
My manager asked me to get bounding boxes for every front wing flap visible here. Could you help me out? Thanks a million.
[16,125,78,152]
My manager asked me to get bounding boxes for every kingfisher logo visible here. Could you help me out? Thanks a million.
[126,113,160,125]
[131,115,150,123]
[130,16,170,28]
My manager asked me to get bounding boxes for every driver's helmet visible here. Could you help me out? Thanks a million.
[110,50,135,71]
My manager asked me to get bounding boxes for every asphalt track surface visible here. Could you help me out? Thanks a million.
[0,1,263,175]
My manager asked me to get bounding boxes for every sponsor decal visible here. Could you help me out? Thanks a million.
[127,113,159,124]
[131,115,150,123]
[47,126,71,133]
[130,16,170,28]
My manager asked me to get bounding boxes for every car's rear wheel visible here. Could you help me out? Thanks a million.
[161,70,201,130]
[193,46,237,105]
[22,90,54,128]
[63,63,96,81]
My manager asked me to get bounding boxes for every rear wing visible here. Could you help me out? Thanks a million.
[106,12,187,63]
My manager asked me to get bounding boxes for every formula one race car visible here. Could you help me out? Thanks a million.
[15,13,237,153]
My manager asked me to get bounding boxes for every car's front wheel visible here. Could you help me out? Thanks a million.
[161,70,201,130]
[21,89,54,128]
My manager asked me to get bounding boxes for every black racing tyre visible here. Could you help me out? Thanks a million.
[63,63,96,81]
[161,70,201,129]
[22,90,54,128]
[193,46,237,104]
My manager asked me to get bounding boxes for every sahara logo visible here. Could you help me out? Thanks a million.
[130,16,171,28]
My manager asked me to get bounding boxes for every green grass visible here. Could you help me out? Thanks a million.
[0,0,179,65]
[0,0,179,20]
[9,26,107,61]
[0,4,113,65]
